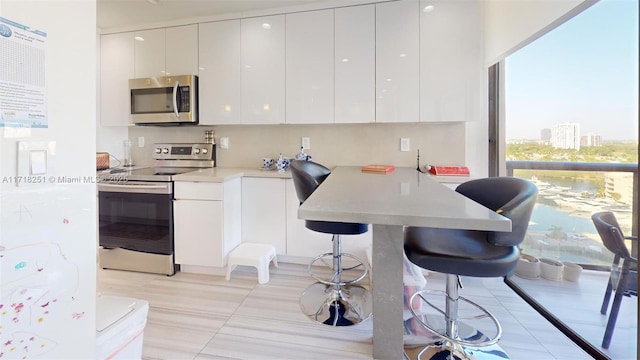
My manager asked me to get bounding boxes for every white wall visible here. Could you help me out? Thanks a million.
[483,0,596,65]
[0,1,97,358]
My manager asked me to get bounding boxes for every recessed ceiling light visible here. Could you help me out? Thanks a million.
[342,58,349,62]
[399,53,407,58]
[147,0,160,5]
[423,5,435,13]
[134,36,145,41]
[262,23,271,30]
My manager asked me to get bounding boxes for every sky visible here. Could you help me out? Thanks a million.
[505,0,639,141]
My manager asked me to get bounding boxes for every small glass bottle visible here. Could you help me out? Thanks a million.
[123,139,133,167]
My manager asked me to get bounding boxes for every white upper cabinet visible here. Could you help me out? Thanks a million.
[241,15,286,124]
[376,0,420,123]
[198,20,241,125]
[165,24,199,76]
[134,25,198,78]
[420,0,483,122]
[335,5,375,124]
[134,28,165,78]
[286,9,334,124]
[100,33,134,126]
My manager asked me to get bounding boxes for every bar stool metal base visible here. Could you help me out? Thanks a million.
[405,274,505,360]
[300,282,372,326]
[404,316,509,360]
[405,342,509,360]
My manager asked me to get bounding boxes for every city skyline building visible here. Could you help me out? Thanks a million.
[581,133,602,147]
[551,122,581,150]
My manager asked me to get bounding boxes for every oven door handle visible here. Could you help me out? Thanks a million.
[98,183,172,194]
[173,80,180,118]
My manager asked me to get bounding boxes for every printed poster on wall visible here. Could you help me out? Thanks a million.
[0,17,47,128]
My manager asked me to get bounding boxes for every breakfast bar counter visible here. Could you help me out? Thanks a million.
[298,166,511,359]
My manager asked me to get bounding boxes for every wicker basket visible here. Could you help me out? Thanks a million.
[96,152,110,170]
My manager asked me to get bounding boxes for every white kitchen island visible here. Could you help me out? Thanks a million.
[297,166,511,360]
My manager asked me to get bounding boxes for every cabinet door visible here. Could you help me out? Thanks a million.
[198,20,241,125]
[166,24,199,76]
[241,178,287,254]
[376,0,420,123]
[285,180,372,261]
[241,15,285,124]
[335,5,375,124]
[420,0,483,122]
[134,28,165,78]
[285,10,334,124]
[100,33,134,126]
[174,199,224,267]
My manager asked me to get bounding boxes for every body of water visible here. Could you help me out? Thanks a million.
[529,203,597,235]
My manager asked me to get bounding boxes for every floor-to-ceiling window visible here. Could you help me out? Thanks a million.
[500,0,638,358]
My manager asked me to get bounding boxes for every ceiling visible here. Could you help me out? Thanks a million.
[97,0,335,30]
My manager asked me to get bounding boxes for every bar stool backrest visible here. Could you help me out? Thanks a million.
[290,160,331,204]
[455,177,538,247]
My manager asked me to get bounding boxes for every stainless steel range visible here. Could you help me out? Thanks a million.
[98,143,215,275]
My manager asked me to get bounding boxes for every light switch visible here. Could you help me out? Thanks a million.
[30,150,47,175]
[400,138,410,152]
[301,137,311,150]
[220,137,229,149]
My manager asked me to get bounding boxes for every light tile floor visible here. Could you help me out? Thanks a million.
[97,263,595,360]
[510,269,637,360]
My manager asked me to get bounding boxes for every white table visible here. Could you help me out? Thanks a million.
[298,166,511,359]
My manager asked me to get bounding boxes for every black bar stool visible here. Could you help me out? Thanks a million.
[290,160,372,326]
[403,177,537,359]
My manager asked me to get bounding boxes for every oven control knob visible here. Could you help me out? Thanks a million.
[155,148,162,154]
[162,148,169,154]
[202,148,209,154]
[194,148,201,154]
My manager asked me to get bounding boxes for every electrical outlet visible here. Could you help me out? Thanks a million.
[220,137,229,149]
[138,136,145,147]
[301,137,311,150]
[401,138,410,152]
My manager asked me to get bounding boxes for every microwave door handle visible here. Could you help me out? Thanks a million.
[173,81,180,118]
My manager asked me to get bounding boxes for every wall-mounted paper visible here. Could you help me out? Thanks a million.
[0,17,48,128]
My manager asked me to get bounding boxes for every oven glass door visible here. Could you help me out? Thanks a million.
[99,191,173,255]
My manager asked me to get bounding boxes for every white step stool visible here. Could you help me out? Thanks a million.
[226,243,278,284]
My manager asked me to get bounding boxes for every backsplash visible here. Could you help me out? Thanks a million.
[128,122,466,169]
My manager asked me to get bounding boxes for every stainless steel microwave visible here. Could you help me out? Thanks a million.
[129,74,198,125]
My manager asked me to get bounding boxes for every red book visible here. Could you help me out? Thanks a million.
[428,165,470,176]
[361,164,395,174]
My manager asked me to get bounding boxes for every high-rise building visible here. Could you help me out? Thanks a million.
[541,128,551,143]
[580,133,602,147]
[550,123,580,150]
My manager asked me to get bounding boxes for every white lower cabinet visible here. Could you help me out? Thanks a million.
[173,179,241,268]
[241,177,287,254]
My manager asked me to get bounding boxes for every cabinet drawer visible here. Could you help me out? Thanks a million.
[174,182,223,200]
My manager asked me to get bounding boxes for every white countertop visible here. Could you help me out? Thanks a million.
[171,167,292,182]
[299,166,509,231]
[170,165,468,184]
